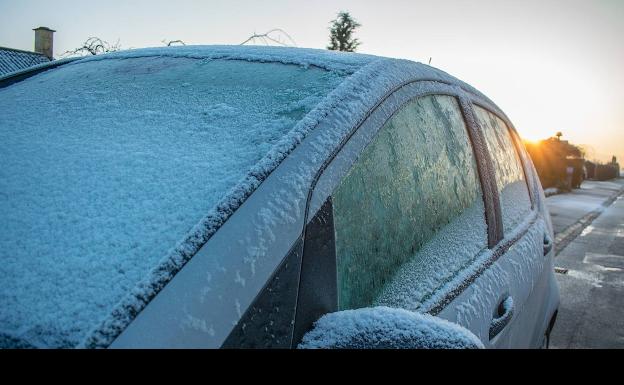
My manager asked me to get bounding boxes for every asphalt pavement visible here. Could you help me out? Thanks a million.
[546,178,624,348]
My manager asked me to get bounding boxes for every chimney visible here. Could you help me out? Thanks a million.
[33,27,56,60]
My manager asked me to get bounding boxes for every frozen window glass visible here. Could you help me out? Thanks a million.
[332,95,488,311]
[474,106,531,233]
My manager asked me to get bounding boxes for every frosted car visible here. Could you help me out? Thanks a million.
[0,46,559,349]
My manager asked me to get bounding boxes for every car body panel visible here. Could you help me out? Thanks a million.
[0,46,559,348]
[298,81,559,349]
[108,50,422,348]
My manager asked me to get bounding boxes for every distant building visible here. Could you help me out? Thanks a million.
[0,27,55,77]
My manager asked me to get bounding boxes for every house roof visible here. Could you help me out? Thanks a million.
[0,46,51,77]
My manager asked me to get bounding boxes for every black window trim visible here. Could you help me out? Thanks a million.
[221,236,304,348]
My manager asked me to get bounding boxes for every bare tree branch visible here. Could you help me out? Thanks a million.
[62,37,121,57]
[240,29,297,47]
[162,39,186,46]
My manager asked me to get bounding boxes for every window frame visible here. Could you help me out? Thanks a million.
[470,101,537,212]
[425,100,542,315]
[331,95,490,311]
[469,101,535,243]
[292,81,503,343]
[291,88,546,345]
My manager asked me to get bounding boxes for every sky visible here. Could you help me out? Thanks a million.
[1,0,622,164]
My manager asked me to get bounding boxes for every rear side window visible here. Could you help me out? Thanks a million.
[474,106,531,233]
[331,95,488,311]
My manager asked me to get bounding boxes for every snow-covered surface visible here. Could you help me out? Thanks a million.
[544,187,559,197]
[0,48,359,348]
[499,181,533,231]
[298,306,484,349]
[0,46,517,349]
[85,49,414,349]
[437,216,550,347]
[68,45,378,75]
[95,50,499,349]
[374,200,487,311]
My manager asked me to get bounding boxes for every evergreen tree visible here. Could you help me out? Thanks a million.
[327,12,361,52]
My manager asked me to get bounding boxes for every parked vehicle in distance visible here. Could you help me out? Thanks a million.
[0,46,559,349]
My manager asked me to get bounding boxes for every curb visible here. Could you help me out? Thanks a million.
[554,187,624,256]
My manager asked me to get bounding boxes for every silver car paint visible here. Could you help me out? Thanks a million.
[111,57,559,348]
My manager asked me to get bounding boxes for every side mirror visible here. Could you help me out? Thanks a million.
[298,306,484,349]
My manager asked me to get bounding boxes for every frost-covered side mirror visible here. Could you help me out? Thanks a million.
[298,306,484,349]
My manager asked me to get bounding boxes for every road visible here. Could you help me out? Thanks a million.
[547,178,624,348]
[547,180,624,254]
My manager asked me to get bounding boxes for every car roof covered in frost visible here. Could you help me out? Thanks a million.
[0,46,497,349]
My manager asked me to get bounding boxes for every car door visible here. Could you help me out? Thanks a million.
[435,103,549,348]
[475,104,551,347]
[292,83,503,346]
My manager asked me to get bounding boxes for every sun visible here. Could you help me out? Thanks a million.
[517,131,546,144]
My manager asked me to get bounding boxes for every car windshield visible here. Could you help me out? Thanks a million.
[0,56,345,348]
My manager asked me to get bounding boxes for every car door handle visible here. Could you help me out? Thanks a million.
[543,234,553,256]
[489,296,514,340]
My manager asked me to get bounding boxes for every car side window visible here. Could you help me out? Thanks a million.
[331,95,488,311]
[473,106,532,234]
